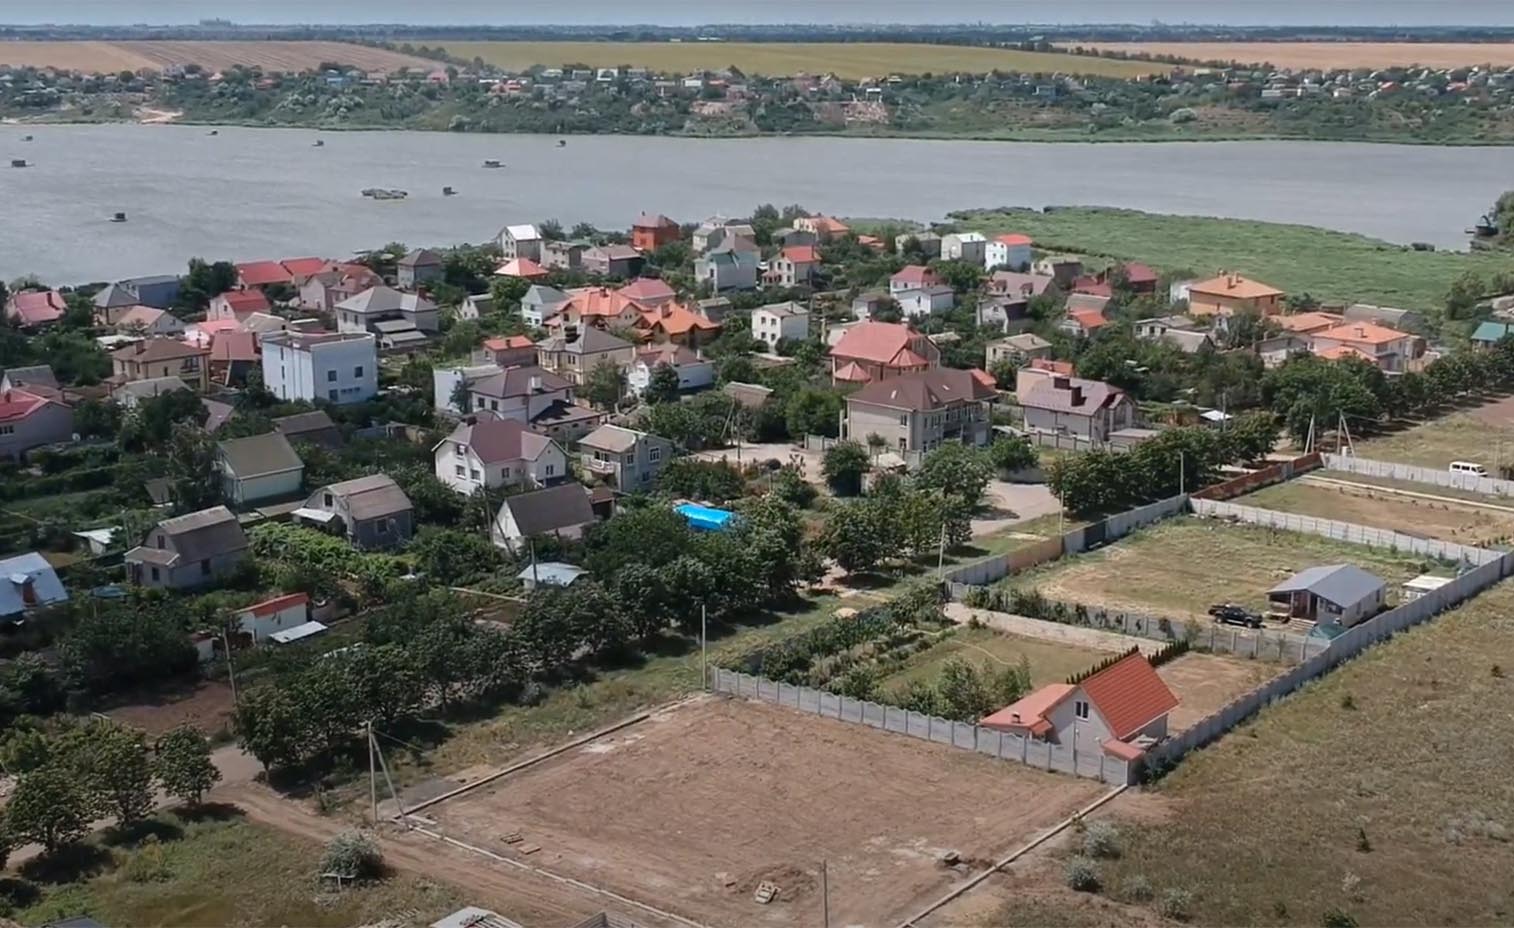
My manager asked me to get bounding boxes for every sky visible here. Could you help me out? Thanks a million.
[5,1,1514,27]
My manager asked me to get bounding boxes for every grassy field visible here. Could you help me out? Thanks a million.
[12,810,463,927]
[1243,477,1514,546]
[432,41,1163,80]
[1068,41,1514,70]
[878,625,1106,694]
[959,207,1514,313]
[1088,580,1514,926]
[0,40,435,73]
[1356,411,1514,469]
[1001,517,1435,620]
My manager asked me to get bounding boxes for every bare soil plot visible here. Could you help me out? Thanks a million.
[1002,517,1431,620]
[0,40,435,74]
[1156,652,1275,733]
[427,695,1106,928]
[1355,408,1514,469]
[1243,477,1514,546]
[1070,41,1514,70]
[878,625,1107,694]
[104,679,236,737]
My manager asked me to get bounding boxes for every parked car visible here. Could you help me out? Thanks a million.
[1208,603,1263,628]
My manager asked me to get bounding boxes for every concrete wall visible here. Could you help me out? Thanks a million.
[1323,453,1514,498]
[711,668,1134,785]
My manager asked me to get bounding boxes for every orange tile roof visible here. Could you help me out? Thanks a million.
[1078,651,1179,741]
[641,303,721,336]
[483,335,534,351]
[1314,322,1410,346]
[996,233,1033,246]
[782,245,822,264]
[566,287,641,318]
[1275,311,1344,333]
[1068,308,1108,330]
[969,368,997,390]
[807,215,850,235]
[831,321,917,367]
[832,361,872,383]
[495,257,548,279]
[1316,344,1375,362]
[1102,738,1147,761]
[980,683,1075,736]
[1030,358,1075,375]
[1189,273,1283,300]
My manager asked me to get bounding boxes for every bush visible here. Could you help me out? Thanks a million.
[1063,855,1100,893]
[1081,821,1121,859]
[1321,908,1359,928]
[123,834,171,883]
[1121,873,1154,902]
[320,830,384,880]
[1159,888,1194,921]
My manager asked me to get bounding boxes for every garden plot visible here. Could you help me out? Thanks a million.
[875,625,1109,695]
[1000,517,1433,622]
[425,695,1105,928]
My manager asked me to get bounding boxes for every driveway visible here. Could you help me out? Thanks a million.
[973,480,1062,537]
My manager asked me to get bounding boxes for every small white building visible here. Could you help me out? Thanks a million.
[628,345,715,395]
[233,592,312,645]
[940,231,988,265]
[260,331,378,405]
[895,286,956,318]
[985,233,1033,271]
[433,416,568,493]
[750,301,810,349]
[498,223,543,262]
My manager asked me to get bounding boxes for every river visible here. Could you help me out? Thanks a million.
[1,123,1508,283]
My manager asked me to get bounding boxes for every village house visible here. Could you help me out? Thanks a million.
[1340,302,1426,334]
[581,244,644,278]
[467,365,573,418]
[479,334,537,368]
[0,388,73,459]
[1033,255,1084,289]
[889,265,942,295]
[694,238,760,292]
[985,333,1053,369]
[895,286,956,318]
[618,277,678,307]
[535,328,636,385]
[4,289,68,329]
[941,231,988,265]
[272,409,343,449]
[334,286,439,341]
[636,303,723,349]
[110,338,210,392]
[843,367,996,455]
[216,432,304,506]
[1257,333,1313,368]
[850,291,892,321]
[980,649,1179,763]
[115,305,187,338]
[1059,298,1110,339]
[1472,320,1514,349]
[397,248,444,289]
[209,331,261,387]
[1310,322,1418,372]
[1267,564,1386,628]
[520,284,571,327]
[692,217,757,254]
[896,229,942,257]
[1274,311,1344,336]
[984,233,1033,271]
[228,592,311,648]
[494,257,550,281]
[1185,273,1284,317]
[457,293,494,321]
[579,424,676,490]
[1020,375,1136,445]
[0,365,58,396]
[94,275,181,318]
[830,321,941,385]
[976,294,1031,334]
[295,474,414,550]
[207,289,272,325]
[773,227,819,248]
[260,330,377,405]
[631,212,681,252]
[794,214,850,241]
[125,506,249,590]
[751,301,810,349]
[990,270,1057,301]
[541,240,588,271]
[498,223,544,262]
[0,552,68,621]
[490,482,596,553]
[434,416,568,493]
[765,245,821,288]
[296,262,382,311]
[628,344,715,395]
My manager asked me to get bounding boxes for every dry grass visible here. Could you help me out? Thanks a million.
[1067,41,1514,70]
[0,40,435,73]
[434,41,1162,79]
[1157,652,1276,733]
[1357,412,1514,470]
[1093,580,1514,926]
[1002,517,1434,620]
[878,625,1107,692]
[1242,478,1514,547]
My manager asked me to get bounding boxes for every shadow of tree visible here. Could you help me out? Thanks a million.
[18,841,114,884]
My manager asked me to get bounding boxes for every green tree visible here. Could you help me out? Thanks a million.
[5,764,91,854]
[785,387,843,438]
[235,685,310,773]
[819,498,894,574]
[988,435,1037,474]
[584,357,626,410]
[644,362,682,404]
[153,725,221,806]
[321,830,384,880]
[822,440,871,496]
[120,387,208,451]
[914,442,992,509]
[58,722,154,827]
[166,420,220,512]
[60,602,197,697]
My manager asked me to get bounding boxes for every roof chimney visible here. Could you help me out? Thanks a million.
[529,374,542,392]
[1053,375,1071,391]
[1355,327,1366,337]
[1070,386,1085,407]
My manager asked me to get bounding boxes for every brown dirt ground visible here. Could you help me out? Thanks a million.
[1071,41,1514,69]
[0,40,435,74]
[104,679,236,737]
[428,695,1106,928]
[1156,652,1276,733]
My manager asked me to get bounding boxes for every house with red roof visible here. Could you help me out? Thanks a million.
[1310,322,1418,373]
[4,289,68,329]
[230,592,311,647]
[296,262,383,312]
[794,214,850,242]
[0,388,74,459]
[280,257,328,279]
[494,257,549,281]
[209,289,272,324]
[829,321,941,386]
[553,287,646,332]
[889,265,942,295]
[985,233,1033,271]
[480,335,537,368]
[765,245,822,288]
[235,260,294,289]
[617,277,677,307]
[636,303,723,349]
[980,649,1178,762]
[631,212,681,252]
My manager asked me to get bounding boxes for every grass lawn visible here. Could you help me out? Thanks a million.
[957,206,1514,313]
[1355,412,1514,468]
[1000,517,1436,620]
[1092,580,1514,926]
[1243,478,1514,546]
[11,809,463,928]
[877,625,1105,694]
[430,41,1160,80]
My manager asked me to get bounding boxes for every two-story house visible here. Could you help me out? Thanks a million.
[5,289,68,329]
[217,432,304,507]
[1310,322,1417,372]
[843,367,996,455]
[765,245,821,288]
[985,333,1053,370]
[889,265,942,295]
[694,238,760,292]
[125,506,249,590]
[0,388,74,459]
[829,321,941,385]
[334,286,439,341]
[296,262,382,311]
[110,338,210,392]
[115,306,187,338]
[498,223,543,262]
[628,344,715,396]
[260,330,377,405]
[582,245,644,279]
[895,286,956,318]
[535,328,636,385]
[579,424,676,490]
[208,289,272,324]
[984,233,1033,271]
[1019,375,1136,445]
[520,284,572,328]
[541,240,588,271]
[635,303,723,349]
[1185,273,1284,318]
[296,474,414,550]
[397,248,444,289]
[631,212,681,251]
[434,416,568,493]
[941,231,988,265]
[793,214,850,241]
[751,301,810,350]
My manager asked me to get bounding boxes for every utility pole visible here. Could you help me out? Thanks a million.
[221,626,239,708]
[700,603,708,689]
[1178,450,1186,496]
[529,538,539,587]
[367,719,377,825]
[936,515,948,578]
[822,859,831,928]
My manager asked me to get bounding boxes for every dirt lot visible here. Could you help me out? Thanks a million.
[1070,41,1514,69]
[1243,476,1514,546]
[1356,406,1514,470]
[427,695,1106,928]
[1157,652,1275,733]
[1002,517,1432,621]
[105,679,236,737]
[0,40,435,73]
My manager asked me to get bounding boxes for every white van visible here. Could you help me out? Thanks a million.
[1449,461,1488,477]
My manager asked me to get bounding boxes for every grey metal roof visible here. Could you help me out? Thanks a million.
[501,483,595,537]
[151,506,248,561]
[2,364,58,388]
[336,285,436,316]
[217,432,304,479]
[1267,564,1385,608]
[314,474,412,521]
[272,409,339,438]
[579,424,642,454]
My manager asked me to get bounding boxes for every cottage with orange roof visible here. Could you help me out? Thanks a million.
[889,265,942,295]
[494,257,549,281]
[553,286,645,332]
[617,277,678,307]
[1310,321,1418,372]
[480,334,536,368]
[985,233,1033,271]
[829,321,941,385]
[1185,273,1284,317]
[4,289,68,330]
[1274,311,1344,335]
[766,245,822,288]
[980,649,1178,762]
[208,289,272,324]
[794,214,850,242]
[636,302,723,349]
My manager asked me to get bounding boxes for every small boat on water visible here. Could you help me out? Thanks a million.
[482,159,503,168]
[207,129,219,136]
[442,186,456,196]
[313,139,324,147]
[21,134,32,141]
[557,139,567,147]
[10,159,27,168]
[110,212,128,223]
[361,188,409,200]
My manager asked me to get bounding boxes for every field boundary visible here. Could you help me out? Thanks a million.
[1323,452,1514,498]
[711,668,1134,785]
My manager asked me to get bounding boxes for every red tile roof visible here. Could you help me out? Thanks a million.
[1314,322,1410,347]
[618,277,677,303]
[641,303,721,337]
[996,233,1033,246]
[566,287,641,319]
[7,290,67,327]
[210,331,260,363]
[0,388,52,423]
[1123,262,1159,285]
[242,591,309,618]
[483,335,534,351]
[781,245,821,264]
[1078,651,1179,741]
[1072,277,1113,298]
[980,683,1075,737]
[831,321,926,367]
[1068,308,1109,331]
[218,289,272,313]
[633,212,678,229]
[495,257,549,279]
[280,257,328,278]
[832,361,871,383]
[891,265,940,288]
[236,260,293,287]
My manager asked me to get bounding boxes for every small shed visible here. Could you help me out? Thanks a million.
[1402,574,1453,602]
[675,503,735,532]
[517,562,585,591]
[1267,564,1386,627]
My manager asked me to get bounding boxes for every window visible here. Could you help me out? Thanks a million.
[471,468,482,480]
[328,389,339,402]
[201,559,211,576]
[324,493,333,507]
[327,370,337,382]
[354,365,364,377]
[648,446,662,463]
[150,566,160,582]
[899,415,908,426]
[376,519,389,536]
[545,464,555,476]
[156,535,165,549]
[1074,700,1090,720]
[455,464,466,477]
[455,442,466,455]
[0,425,12,436]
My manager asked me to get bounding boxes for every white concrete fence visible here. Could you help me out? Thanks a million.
[1323,453,1514,498]
[711,668,1135,786]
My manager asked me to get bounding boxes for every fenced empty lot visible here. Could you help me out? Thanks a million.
[0,40,435,73]
[426,695,1105,927]
[1242,477,1514,547]
[1157,652,1276,733]
[1356,405,1514,470]
[1000,517,1433,620]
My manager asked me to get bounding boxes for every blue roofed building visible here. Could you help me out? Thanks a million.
[0,551,69,620]
[1471,320,1514,348]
